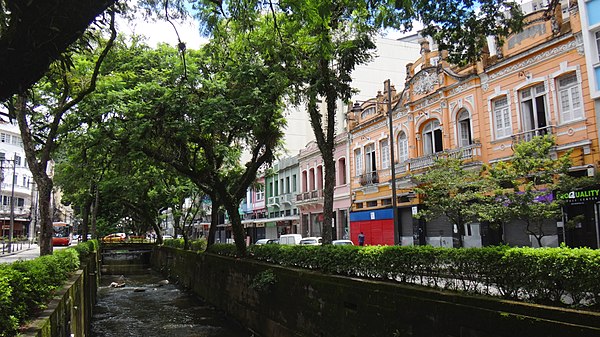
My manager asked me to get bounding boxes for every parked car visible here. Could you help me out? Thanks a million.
[102,233,127,243]
[162,234,174,240]
[299,237,322,245]
[255,238,279,245]
[279,234,303,245]
[332,239,354,245]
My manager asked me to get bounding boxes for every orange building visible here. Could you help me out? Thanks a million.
[348,3,600,248]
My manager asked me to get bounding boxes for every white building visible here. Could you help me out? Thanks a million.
[280,36,420,156]
[0,117,36,240]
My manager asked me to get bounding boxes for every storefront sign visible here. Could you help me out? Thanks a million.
[555,188,600,204]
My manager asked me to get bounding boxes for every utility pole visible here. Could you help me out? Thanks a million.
[8,153,15,252]
[386,79,400,245]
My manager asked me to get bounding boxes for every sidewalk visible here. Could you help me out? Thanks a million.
[0,243,40,263]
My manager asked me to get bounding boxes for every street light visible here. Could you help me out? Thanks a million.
[385,79,400,245]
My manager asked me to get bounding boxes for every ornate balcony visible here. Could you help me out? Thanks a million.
[409,143,482,171]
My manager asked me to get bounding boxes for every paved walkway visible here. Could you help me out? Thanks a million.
[0,243,70,264]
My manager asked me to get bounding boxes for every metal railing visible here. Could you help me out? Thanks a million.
[409,143,482,171]
[511,125,554,143]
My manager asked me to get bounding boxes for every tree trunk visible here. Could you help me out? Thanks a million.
[37,176,54,255]
[81,197,91,241]
[91,186,99,238]
[225,199,247,256]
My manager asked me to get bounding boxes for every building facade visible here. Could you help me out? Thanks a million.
[348,2,600,247]
[0,118,37,240]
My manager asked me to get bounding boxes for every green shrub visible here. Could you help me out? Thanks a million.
[242,243,600,309]
[162,238,207,252]
[0,246,83,336]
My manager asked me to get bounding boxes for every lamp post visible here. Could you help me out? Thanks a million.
[385,79,400,245]
[1,154,17,252]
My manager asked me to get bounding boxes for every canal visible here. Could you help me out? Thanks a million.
[91,272,253,337]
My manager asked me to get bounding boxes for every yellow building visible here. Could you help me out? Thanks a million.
[348,3,600,248]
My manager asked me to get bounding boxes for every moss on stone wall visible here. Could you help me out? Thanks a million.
[153,246,600,337]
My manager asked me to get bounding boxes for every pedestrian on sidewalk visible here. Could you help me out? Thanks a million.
[358,232,365,246]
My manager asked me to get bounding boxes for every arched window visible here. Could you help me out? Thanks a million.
[422,120,443,155]
[457,110,472,147]
[397,132,408,163]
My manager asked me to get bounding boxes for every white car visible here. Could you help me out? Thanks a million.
[255,238,279,245]
[299,237,322,245]
[332,239,354,245]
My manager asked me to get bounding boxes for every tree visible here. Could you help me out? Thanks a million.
[483,135,571,247]
[72,17,291,255]
[2,12,116,255]
[413,157,486,247]
[197,0,526,244]
[0,0,118,100]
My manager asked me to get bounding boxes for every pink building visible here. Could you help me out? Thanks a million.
[297,132,351,240]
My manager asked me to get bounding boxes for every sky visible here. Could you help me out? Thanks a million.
[117,12,418,49]
[116,13,208,49]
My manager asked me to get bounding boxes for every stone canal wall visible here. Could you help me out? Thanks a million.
[21,252,99,337]
[153,246,600,337]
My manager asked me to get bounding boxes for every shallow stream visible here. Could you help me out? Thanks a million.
[91,272,252,337]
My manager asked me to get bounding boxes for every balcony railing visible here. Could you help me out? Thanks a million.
[511,125,554,143]
[409,143,482,171]
[296,189,323,203]
[267,196,280,206]
[359,171,379,186]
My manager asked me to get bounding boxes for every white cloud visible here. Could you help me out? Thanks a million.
[116,14,208,49]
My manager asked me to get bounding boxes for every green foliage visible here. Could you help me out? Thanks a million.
[0,245,86,336]
[413,157,486,245]
[249,269,278,292]
[220,243,600,309]
[483,135,572,246]
[162,238,208,252]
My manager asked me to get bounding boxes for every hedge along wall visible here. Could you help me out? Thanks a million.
[18,248,99,337]
[152,247,600,337]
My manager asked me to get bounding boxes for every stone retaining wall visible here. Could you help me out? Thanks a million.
[152,247,600,337]
[21,253,98,337]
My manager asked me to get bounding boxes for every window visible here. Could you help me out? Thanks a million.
[275,180,279,195]
[397,132,408,163]
[354,148,363,175]
[292,174,297,192]
[557,73,583,123]
[457,110,472,147]
[338,158,347,185]
[520,83,548,132]
[17,198,24,207]
[269,182,273,198]
[360,107,376,120]
[0,133,6,143]
[22,176,26,187]
[493,97,512,139]
[366,200,378,207]
[365,144,377,173]
[422,120,443,155]
[256,188,264,201]
[380,139,389,169]
[596,31,600,62]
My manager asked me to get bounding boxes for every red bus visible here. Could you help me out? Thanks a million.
[52,222,72,246]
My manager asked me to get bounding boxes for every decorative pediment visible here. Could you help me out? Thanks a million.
[413,69,439,95]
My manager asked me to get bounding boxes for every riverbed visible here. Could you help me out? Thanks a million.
[91,272,253,337]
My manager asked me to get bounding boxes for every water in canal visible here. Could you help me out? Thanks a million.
[91,272,253,337]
